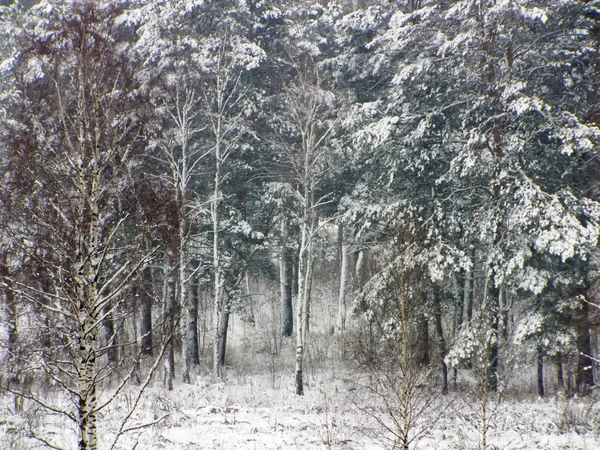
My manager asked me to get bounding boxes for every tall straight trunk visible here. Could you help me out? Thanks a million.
[200,284,209,355]
[187,272,200,366]
[163,253,176,391]
[487,286,500,392]
[292,248,299,301]
[501,289,510,342]
[218,296,230,366]
[453,271,466,386]
[213,117,224,379]
[140,266,153,356]
[179,225,191,384]
[280,219,293,337]
[295,223,309,396]
[556,356,564,389]
[419,316,430,366]
[398,281,411,450]
[575,300,594,393]
[537,345,545,397]
[433,292,448,394]
[304,245,314,336]
[74,160,101,450]
[0,253,17,353]
[337,223,349,334]
[295,187,314,396]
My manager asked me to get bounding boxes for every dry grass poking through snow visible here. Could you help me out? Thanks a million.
[1,363,600,449]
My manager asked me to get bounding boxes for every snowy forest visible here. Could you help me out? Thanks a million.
[0,0,599,449]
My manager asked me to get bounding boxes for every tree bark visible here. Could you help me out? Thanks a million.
[419,316,430,366]
[74,155,101,450]
[452,271,466,387]
[295,189,315,396]
[212,119,223,379]
[140,266,153,356]
[575,300,594,394]
[337,223,349,334]
[557,356,564,390]
[217,295,231,366]
[0,253,17,353]
[163,253,176,391]
[280,219,294,337]
[187,272,200,366]
[537,345,545,397]
[433,292,448,394]
[487,286,500,392]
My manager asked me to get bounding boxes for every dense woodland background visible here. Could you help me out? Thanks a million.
[1,0,600,449]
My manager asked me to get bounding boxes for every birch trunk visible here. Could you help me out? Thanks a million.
[295,221,309,396]
[336,223,349,334]
[295,183,314,396]
[213,117,223,379]
[74,158,101,450]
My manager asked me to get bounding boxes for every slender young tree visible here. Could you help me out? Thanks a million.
[273,65,338,395]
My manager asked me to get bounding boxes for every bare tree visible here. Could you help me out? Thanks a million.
[0,3,162,448]
[150,88,208,384]
[274,64,338,395]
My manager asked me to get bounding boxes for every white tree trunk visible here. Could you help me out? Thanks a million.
[337,223,349,333]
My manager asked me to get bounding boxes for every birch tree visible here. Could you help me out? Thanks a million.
[271,65,339,395]
[0,2,159,448]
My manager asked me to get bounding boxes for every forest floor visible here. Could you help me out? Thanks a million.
[1,361,600,450]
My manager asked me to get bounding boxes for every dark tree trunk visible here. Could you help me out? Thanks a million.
[501,290,510,342]
[281,220,294,337]
[419,316,430,366]
[453,271,466,387]
[164,254,176,391]
[434,292,448,394]
[218,299,230,366]
[282,254,294,337]
[187,272,200,366]
[537,345,545,397]
[140,266,153,356]
[557,356,564,389]
[487,287,500,392]
[575,301,594,394]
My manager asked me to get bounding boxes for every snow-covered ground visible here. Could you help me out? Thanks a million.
[1,367,599,449]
